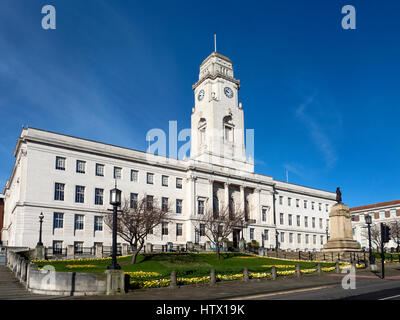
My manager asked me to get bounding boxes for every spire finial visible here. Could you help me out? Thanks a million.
[214,33,217,52]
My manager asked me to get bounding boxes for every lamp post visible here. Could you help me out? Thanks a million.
[108,186,121,270]
[326,227,329,241]
[275,230,279,250]
[261,233,265,248]
[37,212,44,246]
[365,215,375,266]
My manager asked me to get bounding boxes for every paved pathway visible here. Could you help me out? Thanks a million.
[0,266,57,300]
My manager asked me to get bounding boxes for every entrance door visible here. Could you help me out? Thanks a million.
[233,229,240,248]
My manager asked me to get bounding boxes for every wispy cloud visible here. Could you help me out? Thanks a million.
[295,95,338,169]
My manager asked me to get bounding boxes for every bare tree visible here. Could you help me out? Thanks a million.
[104,195,171,264]
[362,224,385,253]
[192,201,246,260]
[389,220,400,252]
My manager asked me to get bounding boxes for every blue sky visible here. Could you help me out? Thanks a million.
[0,0,399,207]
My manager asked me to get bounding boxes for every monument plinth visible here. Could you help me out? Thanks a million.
[323,202,361,252]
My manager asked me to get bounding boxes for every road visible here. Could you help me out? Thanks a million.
[228,277,400,300]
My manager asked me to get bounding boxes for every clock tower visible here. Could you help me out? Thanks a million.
[190,51,254,172]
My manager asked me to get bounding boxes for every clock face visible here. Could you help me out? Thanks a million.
[224,87,233,98]
[198,90,205,101]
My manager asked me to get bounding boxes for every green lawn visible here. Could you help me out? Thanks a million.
[33,252,336,279]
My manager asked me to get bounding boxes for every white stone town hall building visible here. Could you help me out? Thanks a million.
[1,51,336,252]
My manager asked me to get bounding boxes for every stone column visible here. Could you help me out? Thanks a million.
[208,179,214,212]
[170,271,177,288]
[67,245,74,259]
[271,266,277,280]
[145,243,153,253]
[122,244,129,256]
[224,182,229,208]
[105,270,126,295]
[243,267,249,281]
[255,188,261,223]
[95,244,103,258]
[210,269,216,285]
[240,185,245,212]
[295,264,301,278]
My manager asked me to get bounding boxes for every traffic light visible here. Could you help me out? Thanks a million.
[381,224,391,243]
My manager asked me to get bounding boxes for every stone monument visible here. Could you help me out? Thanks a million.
[323,187,361,253]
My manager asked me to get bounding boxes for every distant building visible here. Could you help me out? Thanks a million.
[351,200,400,250]
[1,51,336,251]
[0,195,3,243]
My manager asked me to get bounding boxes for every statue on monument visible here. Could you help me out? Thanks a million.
[336,187,342,203]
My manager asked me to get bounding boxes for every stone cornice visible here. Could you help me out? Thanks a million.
[192,72,240,91]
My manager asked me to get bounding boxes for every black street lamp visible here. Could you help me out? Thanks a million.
[326,227,329,241]
[37,212,44,246]
[108,186,122,270]
[275,230,279,250]
[365,215,375,265]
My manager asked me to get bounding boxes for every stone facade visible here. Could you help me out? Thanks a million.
[1,51,336,251]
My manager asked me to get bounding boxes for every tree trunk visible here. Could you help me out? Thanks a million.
[131,246,139,264]
[216,242,220,260]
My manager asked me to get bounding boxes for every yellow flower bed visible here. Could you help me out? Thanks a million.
[321,267,336,272]
[277,270,296,276]
[217,273,243,281]
[262,264,296,269]
[125,271,161,278]
[300,268,317,274]
[65,264,97,269]
[235,256,258,259]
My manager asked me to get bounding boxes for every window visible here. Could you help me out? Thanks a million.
[74,241,83,254]
[55,156,65,170]
[176,223,183,236]
[318,203,322,211]
[53,241,63,254]
[297,215,301,227]
[95,188,103,205]
[304,216,308,228]
[297,234,301,243]
[262,208,267,222]
[320,235,324,245]
[76,160,85,174]
[250,228,254,240]
[351,215,355,222]
[162,222,168,235]
[279,196,283,205]
[288,214,292,226]
[74,214,84,230]
[390,209,396,218]
[75,185,85,203]
[96,163,104,176]
[296,199,299,208]
[198,200,205,215]
[288,198,291,206]
[313,235,317,244]
[176,178,183,189]
[130,170,138,182]
[326,204,329,212]
[94,216,103,231]
[130,193,138,209]
[311,202,315,210]
[114,167,122,179]
[162,197,169,212]
[280,213,284,225]
[147,172,154,184]
[224,126,233,142]
[176,199,183,214]
[53,213,63,229]
[54,183,65,201]
[162,175,169,187]
[289,233,293,243]
[319,218,323,229]
[199,224,205,236]
[304,200,307,209]
[146,195,153,210]
[305,234,309,244]
[280,232,285,243]
[379,211,385,219]
[312,217,315,228]
[264,229,269,241]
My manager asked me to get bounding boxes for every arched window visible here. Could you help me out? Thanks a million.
[223,115,234,142]
[198,118,207,145]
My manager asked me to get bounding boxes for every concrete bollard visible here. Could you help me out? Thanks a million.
[67,245,74,259]
[295,264,301,278]
[317,263,322,276]
[335,261,340,273]
[210,269,216,285]
[271,266,277,280]
[170,271,177,288]
[243,267,249,281]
